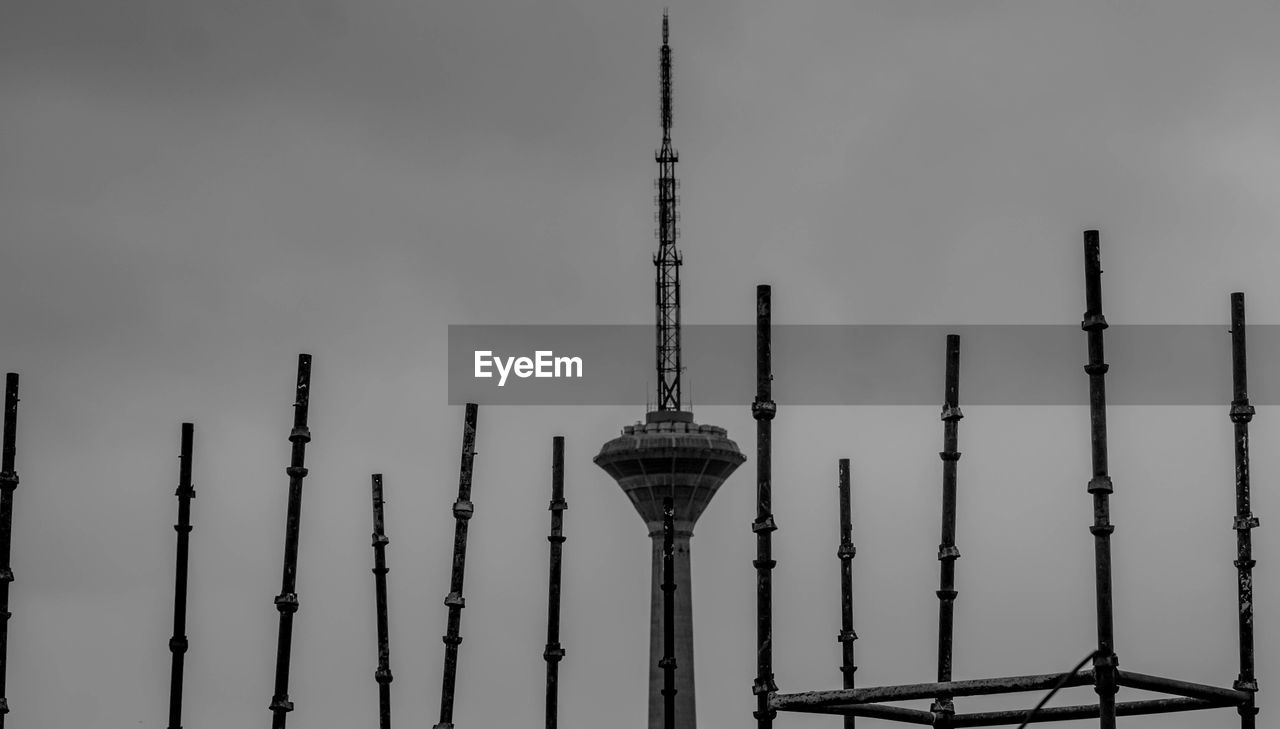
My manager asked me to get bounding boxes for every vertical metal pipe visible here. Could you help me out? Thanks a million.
[661,497,677,729]
[1081,232,1118,729]
[1229,292,1259,729]
[436,403,479,729]
[752,284,778,729]
[0,374,20,725]
[168,422,196,729]
[269,353,314,729]
[837,458,857,729]
[544,437,567,729]
[933,335,963,726]
[371,474,393,729]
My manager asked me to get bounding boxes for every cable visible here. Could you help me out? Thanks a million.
[1014,650,1099,729]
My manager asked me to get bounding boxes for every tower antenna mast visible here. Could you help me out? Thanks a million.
[595,17,746,728]
[654,9,683,412]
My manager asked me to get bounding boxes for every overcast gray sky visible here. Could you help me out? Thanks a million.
[2,1,1278,727]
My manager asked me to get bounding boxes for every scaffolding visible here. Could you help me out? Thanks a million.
[753,231,1261,728]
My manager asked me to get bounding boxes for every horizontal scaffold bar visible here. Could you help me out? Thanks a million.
[950,697,1231,726]
[772,670,1094,710]
[775,696,1234,726]
[787,703,935,724]
[1116,670,1251,704]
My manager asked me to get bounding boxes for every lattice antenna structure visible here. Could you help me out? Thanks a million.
[654,9,683,412]
[759,231,1262,728]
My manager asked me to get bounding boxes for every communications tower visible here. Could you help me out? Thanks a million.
[594,14,746,729]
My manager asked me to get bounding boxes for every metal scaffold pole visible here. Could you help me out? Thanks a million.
[0,374,20,725]
[836,459,857,729]
[168,422,196,729]
[544,437,567,729]
[933,334,963,726]
[436,403,479,729]
[661,497,678,729]
[752,284,778,729]
[269,354,314,729]
[371,474,393,729]
[1081,232,1118,729]
[1229,292,1260,729]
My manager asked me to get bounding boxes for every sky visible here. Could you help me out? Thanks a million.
[2,1,1279,727]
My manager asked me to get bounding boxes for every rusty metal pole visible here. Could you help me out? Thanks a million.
[933,334,963,727]
[544,437,567,729]
[1229,292,1260,729]
[661,497,677,729]
[1081,232,1118,729]
[837,459,857,729]
[168,423,196,729]
[752,284,778,729]
[436,402,479,729]
[371,474,393,729]
[0,374,19,725]
[269,353,314,729]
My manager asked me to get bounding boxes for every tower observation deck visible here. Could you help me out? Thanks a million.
[594,13,745,729]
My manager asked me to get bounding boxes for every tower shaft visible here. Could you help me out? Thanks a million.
[654,11,682,412]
